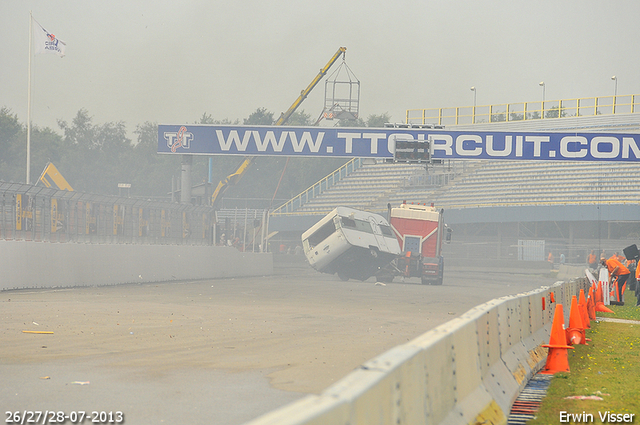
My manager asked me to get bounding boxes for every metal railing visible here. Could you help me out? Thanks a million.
[0,182,218,245]
[270,157,363,215]
[406,94,640,126]
[431,199,640,210]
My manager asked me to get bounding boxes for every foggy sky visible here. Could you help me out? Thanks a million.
[2,0,639,137]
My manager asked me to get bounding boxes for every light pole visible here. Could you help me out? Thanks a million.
[470,86,476,123]
[611,76,618,113]
[539,81,545,118]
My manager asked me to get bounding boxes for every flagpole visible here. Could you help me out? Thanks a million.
[26,11,32,185]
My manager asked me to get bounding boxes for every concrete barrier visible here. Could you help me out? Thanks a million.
[0,240,273,291]
[556,264,589,281]
[245,277,589,425]
[447,258,553,275]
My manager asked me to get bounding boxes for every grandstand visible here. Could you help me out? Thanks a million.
[293,160,430,214]
[407,160,640,208]
[267,110,640,260]
[272,109,640,215]
[275,158,640,214]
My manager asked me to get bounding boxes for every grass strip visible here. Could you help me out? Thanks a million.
[528,290,640,424]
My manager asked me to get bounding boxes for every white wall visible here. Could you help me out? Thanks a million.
[0,241,272,291]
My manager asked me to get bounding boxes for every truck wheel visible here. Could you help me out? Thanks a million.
[432,276,443,285]
[420,276,430,285]
[338,272,349,281]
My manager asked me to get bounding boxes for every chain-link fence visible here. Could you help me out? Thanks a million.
[0,182,268,249]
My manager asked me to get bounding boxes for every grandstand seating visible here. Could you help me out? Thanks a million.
[427,161,640,208]
[274,113,640,216]
[294,161,427,213]
[280,158,640,215]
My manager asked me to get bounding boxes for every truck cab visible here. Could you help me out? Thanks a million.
[380,202,446,285]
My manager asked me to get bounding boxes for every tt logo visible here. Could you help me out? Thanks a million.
[164,126,194,152]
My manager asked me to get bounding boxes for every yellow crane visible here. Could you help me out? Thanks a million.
[37,162,74,191]
[210,47,347,207]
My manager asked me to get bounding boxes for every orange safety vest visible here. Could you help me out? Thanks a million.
[605,257,630,276]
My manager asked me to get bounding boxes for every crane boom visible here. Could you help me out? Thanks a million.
[37,162,74,191]
[275,47,346,126]
[211,47,347,208]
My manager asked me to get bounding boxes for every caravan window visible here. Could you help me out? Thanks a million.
[306,220,336,247]
[380,224,394,237]
[340,216,356,228]
[340,216,373,233]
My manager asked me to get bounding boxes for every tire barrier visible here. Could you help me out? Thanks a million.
[246,278,588,425]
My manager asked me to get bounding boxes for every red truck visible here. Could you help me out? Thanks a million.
[376,202,449,285]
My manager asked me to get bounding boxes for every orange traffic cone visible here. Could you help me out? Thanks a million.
[610,280,627,305]
[610,285,617,302]
[566,296,586,345]
[541,304,574,374]
[595,282,614,313]
[578,290,591,330]
[587,287,596,321]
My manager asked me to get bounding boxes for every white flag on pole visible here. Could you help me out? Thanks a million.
[32,17,66,57]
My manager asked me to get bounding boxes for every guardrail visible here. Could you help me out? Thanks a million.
[407,94,640,126]
[270,158,363,215]
[246,277,587,425]
[0,182,215,245]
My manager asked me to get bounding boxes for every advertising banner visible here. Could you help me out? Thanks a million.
[158,124,640,162]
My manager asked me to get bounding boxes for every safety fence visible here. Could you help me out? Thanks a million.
[407,93,640,126]
[246,276,588,425]
[0,182,267,249]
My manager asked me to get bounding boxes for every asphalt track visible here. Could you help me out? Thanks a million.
[0,265,558,425]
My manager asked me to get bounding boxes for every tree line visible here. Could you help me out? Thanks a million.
[0,106,390,207]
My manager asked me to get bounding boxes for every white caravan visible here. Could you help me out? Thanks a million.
[301,207,401,281]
